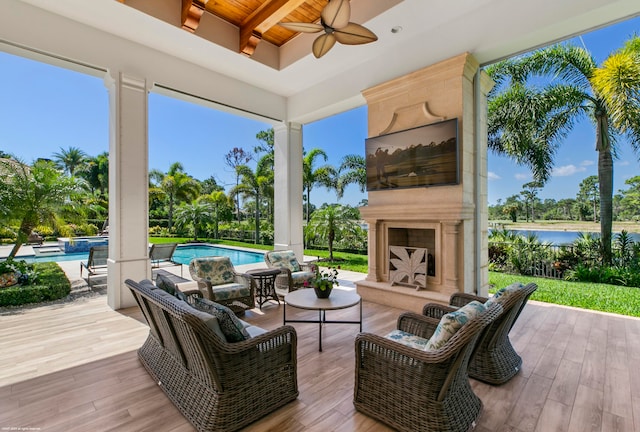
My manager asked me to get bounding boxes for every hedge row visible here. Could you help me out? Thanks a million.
[0,262,71,307]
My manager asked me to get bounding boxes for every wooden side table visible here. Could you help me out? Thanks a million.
[247,268,281,309]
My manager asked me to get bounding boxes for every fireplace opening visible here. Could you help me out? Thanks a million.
[388,228,436,289]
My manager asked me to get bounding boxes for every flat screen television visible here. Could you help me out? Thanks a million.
[365,118,459,191]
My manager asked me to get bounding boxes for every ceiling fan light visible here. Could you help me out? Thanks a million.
[322,0,350,29]
[334,23,378,45]
[312,33,337,58]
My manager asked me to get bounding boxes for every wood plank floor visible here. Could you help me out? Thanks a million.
[1,292,639,432]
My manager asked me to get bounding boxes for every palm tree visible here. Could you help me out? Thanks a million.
[52,146,87,176]
[76,152,109,197]
[229,157,271,244]
[487,36,640,263]
[303,148,337,222]
[0,158,81,257]
[224,147,253,223]
[174,200,214,241]
[305,204,360,261]
[153,162,200,231]
[337,154,366,199]
[520,181,542,222]
[199,190,230,239]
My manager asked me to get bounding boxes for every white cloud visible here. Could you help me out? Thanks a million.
[515,173,529,180]
[488,172,501,180]
[619,160,630,166]
[580,160,594,167]
[552,164,586,177]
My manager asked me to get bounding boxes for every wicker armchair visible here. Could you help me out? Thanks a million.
[126,278,298,432]
[264,250,316,297]
[426,282,538,385]
[188,256,256,314]
[354,303,503,432]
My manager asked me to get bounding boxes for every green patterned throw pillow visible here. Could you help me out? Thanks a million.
[425,300,486,351]
[268,250,301,272]
[485,282,523,307]
[193,297,249,342]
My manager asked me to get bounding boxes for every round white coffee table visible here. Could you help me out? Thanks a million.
[283,288,362,352]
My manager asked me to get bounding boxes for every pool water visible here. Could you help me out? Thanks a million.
[20,244,264,266]
[172,245,263,265]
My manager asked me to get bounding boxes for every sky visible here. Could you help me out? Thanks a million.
[0,16,639,208]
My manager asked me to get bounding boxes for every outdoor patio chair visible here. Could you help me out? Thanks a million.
[425,282,538,385]
[188,256,256,314]
[79,245,109,285]
[149,242,182,276]
[264,250,316,297]
[354,302,503,432]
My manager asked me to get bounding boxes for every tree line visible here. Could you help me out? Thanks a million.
[489,174,640,223]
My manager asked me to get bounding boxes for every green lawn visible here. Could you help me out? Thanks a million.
[490,271,640,318]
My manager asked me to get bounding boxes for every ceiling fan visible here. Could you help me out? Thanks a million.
[278,0,378,58]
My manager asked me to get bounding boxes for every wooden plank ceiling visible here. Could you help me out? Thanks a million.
[171,0,327,56]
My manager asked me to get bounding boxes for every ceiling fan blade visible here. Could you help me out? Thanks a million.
[278,22,324,33]
[334,23,378,45]
[321,0,350,29]
[312,33,337,58]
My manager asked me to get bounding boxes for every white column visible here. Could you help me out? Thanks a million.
[273,122,304,260]
[105,72,150,310]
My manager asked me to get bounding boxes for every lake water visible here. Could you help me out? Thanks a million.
[494,229,640,245]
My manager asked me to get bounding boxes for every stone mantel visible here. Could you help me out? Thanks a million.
[359,202,475,222]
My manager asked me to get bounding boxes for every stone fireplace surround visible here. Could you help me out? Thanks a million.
[358,202,475,310]
[355,53,493,313]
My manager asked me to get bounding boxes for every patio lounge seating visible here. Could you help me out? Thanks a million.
[264,250,316,297]
[149,242,182,276]
[428,282,538,384]
[354,302,503,432]
[188,256,256,314]
[125,278,298,432]
[79,245,109,285]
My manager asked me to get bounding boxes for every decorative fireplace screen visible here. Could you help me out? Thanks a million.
[389,245,428,289]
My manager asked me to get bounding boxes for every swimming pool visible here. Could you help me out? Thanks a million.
[20,244,264,266]
[172,244,263,265]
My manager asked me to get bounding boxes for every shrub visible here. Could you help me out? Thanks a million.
[0,226,17,239]
[80,223,99,236]
[149,225,171,237]
[34,225,55,237]
[0,262,71,307]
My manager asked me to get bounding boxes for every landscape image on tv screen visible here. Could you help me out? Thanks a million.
[365,118,458,191]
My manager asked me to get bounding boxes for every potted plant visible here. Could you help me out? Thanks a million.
[0,257,34,288]
[305,265,339,298]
